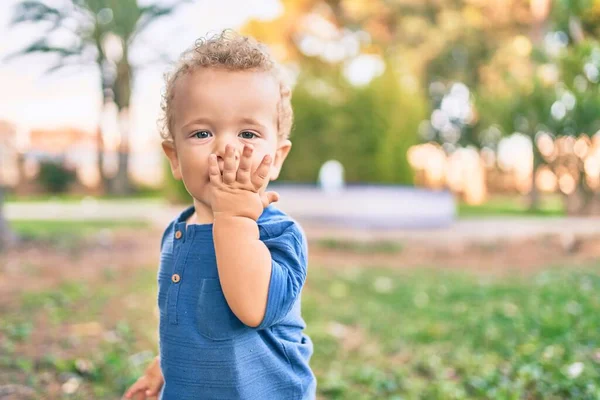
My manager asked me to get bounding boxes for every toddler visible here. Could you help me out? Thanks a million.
[124,30,316,399]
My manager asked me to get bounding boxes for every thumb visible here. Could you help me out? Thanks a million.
[264,191,280,206]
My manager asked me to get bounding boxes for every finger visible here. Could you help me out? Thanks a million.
[124,381,146,400]
[124,380,142,398]
[251,154,272,189]
[263,191,280,207]
[146,380,163,396]
[208,154,222,185]
[236,145,253,184]
[222,145,237,184]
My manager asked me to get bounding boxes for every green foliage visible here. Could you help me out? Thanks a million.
[557,40,600,134]
[281,62,424,184]
[36,160,77,193]
[163,160,192,204]
[7,0,189,71]
[552,0,599,39]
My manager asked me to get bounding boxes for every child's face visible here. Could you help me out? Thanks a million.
[163,68,291,207]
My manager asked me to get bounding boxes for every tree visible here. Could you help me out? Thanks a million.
[7,0,190,194]
[0,134,12,250]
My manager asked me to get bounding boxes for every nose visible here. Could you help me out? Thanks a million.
[214,137,240,170]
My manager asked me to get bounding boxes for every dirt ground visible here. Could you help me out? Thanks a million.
[0,229,159,307]
[2,227,600,302]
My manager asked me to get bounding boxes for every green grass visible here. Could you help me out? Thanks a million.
[314,238,403,254]
[0,269,157,399]
[9,219,149,241]
[459,195,565,218]
[3,264,600,399]
[5,189,163,203]
[304,266,600,399]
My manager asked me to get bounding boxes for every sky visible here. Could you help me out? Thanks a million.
[0,0,282,141]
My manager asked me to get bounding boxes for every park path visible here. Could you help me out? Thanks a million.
[5,198,600,246]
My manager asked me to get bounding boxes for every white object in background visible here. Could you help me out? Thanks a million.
[318,160,345,193]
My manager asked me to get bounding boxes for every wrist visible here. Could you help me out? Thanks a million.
[213,212,258,225]
[213,210,259,222]
[213,213,259,239]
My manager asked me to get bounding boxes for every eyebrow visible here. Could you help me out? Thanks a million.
[180,117,213,131]
[238,117,268,131]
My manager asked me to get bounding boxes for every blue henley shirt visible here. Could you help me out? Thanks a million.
[157,205,316,399]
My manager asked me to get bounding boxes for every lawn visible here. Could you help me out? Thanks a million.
[5,189,162,203]
[458,195,565,218]
[9,220,150,242]
[2,258,600,399]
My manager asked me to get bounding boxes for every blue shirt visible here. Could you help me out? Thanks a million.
[157,205,316,399]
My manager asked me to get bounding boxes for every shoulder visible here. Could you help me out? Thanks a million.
[160,205,194,252]
[160,220,176,253]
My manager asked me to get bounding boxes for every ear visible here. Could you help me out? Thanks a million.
[162,140,182,180]
[269,140,291,181]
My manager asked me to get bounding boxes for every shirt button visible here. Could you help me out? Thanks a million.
[172,273,181,283]
[175,230,182,239]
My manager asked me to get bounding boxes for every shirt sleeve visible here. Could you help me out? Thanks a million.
[256,222,308,329]
[159,220,175,253]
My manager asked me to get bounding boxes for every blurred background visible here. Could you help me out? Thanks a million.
[2,0,600,399]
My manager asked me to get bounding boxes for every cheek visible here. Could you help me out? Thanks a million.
[179,148,208,171]
[178,151,210,194]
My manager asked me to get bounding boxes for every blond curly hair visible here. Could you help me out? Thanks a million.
[158,30,293,142]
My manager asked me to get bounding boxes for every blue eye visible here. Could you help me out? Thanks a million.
[239,131,257,139]
[193,131,211,139]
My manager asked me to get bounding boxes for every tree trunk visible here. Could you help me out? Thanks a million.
[111,53,133,195]
[529,146,543,210]
[15,151,26,195]
[564,177,599,216]
[97,63,114,195]
[0,143,10,250]
[0,183,10,251]
[96,124,110,194]
[112,107,131,195]
[527,1,550,211]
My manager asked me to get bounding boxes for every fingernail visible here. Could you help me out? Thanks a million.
[265,155,272,163]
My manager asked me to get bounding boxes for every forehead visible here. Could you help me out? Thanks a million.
[171,67,280,130]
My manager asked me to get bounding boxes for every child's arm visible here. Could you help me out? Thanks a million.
[213,213,271,327]
[210,145,300,327]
